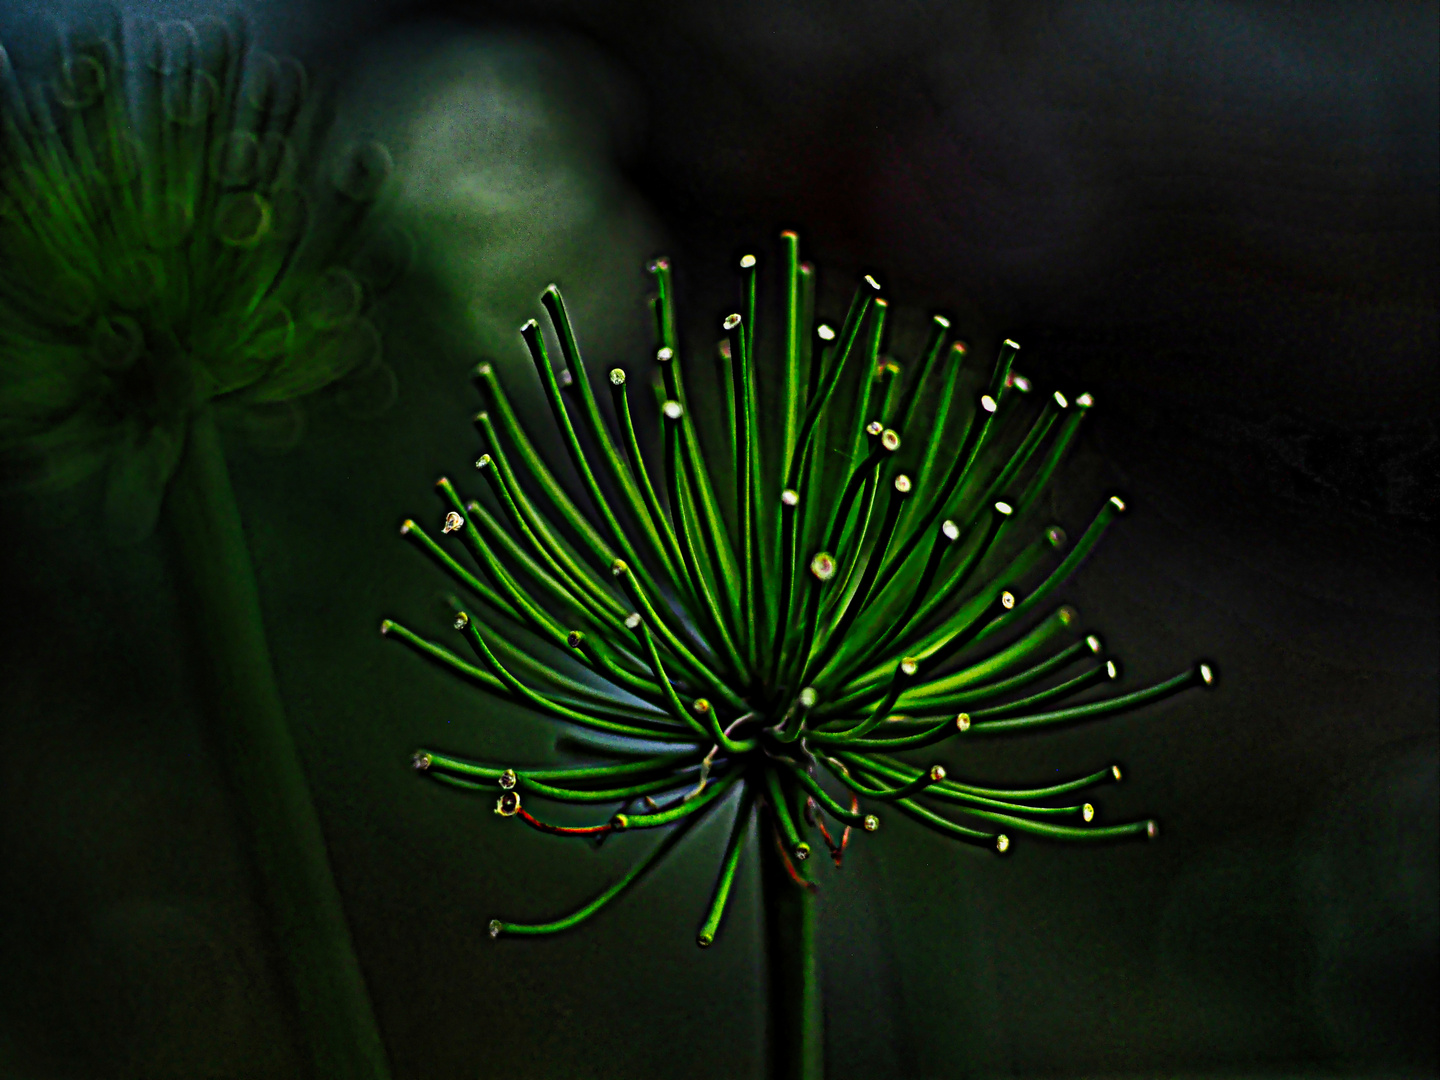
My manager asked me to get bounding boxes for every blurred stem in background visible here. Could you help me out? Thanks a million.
[165,408,391,1077]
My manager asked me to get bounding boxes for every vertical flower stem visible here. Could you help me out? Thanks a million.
[761,805,823,1080]
[162,407,391,1080]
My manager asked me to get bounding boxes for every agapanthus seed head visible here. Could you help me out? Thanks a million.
[389,230,1211,951]
[0,22,398,537]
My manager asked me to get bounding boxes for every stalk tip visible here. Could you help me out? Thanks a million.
[1146,820,1160,840]
[1105,660,1120,679]
[956,713,972,732]
[488,919,503,939]
[1046,525,1067,547]
[863,814,880,832]
[567,630,584,648]
[1082,803,1095,822]
[442,511,463,534]
[411,751,431,771]
[609,368,626,385]
[697,931,715,947]
[662,400,684,420]
[817,324,836,342]
[499,768,518,790]
[1054,390,1068,408]
[881,428,900,451]
[1077,392,1094,408]
[494,791,521,817]
[981,394,997,413]
[453,612,469,630]
[781,489,800,507]
[1086,634,1103,653]
[656,346,674,362]
[1198,662,1217,686]
[928,764,947,781]
[942,519,960,541]
[740,253,756,268]
[1111,764,1123,782]
[995,834,1011,853]
[380,619,394,635]
[864,274,881,291]
[794,842,811,860]
[399,520,414,535]
[723,313,742,330]
[810,552,837,581]
[1109,495,1127,512]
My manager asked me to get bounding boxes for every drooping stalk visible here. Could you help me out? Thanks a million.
[163,407,390,1080]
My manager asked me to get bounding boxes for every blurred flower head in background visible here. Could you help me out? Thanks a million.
[0,15,403,541]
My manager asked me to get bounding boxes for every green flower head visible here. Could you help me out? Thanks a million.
[387,235,1215,946]
[0,17,402,539]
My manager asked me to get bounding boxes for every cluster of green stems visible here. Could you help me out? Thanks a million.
[385,232,1213,950]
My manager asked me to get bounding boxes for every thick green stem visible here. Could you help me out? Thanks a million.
[760,807,823,1080]
[162,408,391,1079]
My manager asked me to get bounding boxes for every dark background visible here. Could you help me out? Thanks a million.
[0,1,1435,1077]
